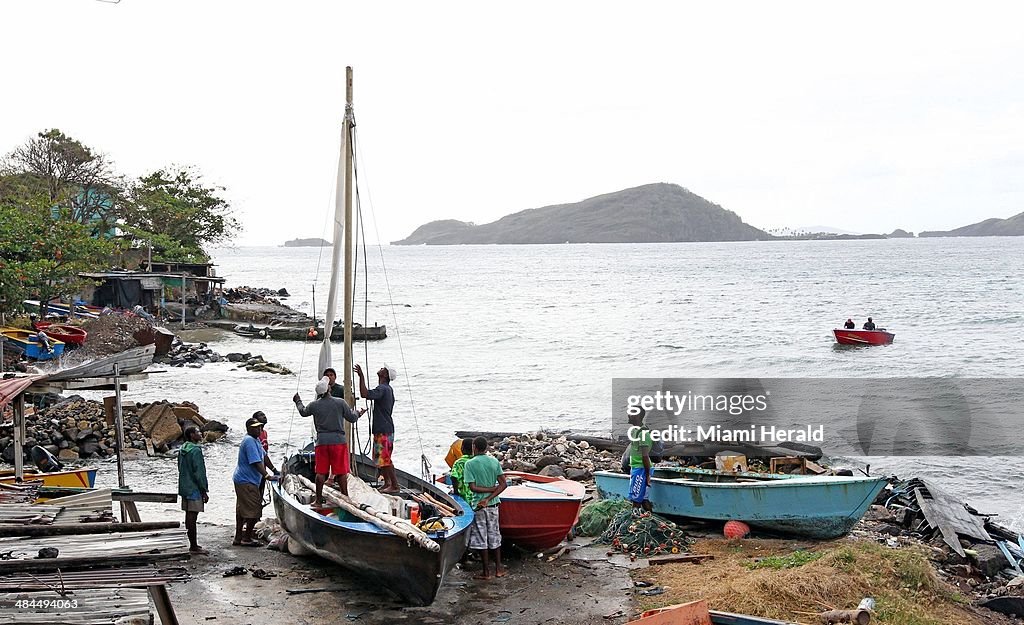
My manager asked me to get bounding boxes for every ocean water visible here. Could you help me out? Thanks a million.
[88,237,1024,527]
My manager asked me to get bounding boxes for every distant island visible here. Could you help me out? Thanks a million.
[283,238,331,247]
[919,211,1024,237]
[392,183,768,245]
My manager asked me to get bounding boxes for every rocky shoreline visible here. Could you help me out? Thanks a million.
[0,396,228,463]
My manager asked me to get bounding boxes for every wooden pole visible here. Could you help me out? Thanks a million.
[181,274,186,330]
[13,393,25,481]
[342,66,355,442]
[113,364,127,522]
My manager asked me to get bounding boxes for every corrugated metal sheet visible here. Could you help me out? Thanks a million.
[0,587,151,624]
[0,567,188,591]
[0,529,189,562]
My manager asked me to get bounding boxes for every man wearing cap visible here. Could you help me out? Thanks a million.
[293,377,365,504]
[354,363,399,493]
[233,417,276,546]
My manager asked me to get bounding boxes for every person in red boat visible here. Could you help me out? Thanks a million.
[863,317,876,330]
[844,319,855,329]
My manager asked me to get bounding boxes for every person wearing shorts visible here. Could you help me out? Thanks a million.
[233,417,276,546]
[355,363,399,493]
[627,406,653,512]
[177,425,209,554]
[464,436,508,580]
[294,377,364,503]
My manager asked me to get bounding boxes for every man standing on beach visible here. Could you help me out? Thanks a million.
[449,438,475,503]
[294,377,365,502]
[233,417,276,546]
[464,436,507,580]
[627,407,653,512]
[354,363,399,493]
[177,425,209,554]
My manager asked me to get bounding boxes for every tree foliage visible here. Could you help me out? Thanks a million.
[2,129,124,237]
[122,167,239,262]
[0,184,116,316]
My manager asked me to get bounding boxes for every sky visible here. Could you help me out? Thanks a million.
[4,1,1024,245]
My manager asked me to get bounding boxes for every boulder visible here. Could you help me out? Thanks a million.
[172,405,206,426]
[149,414,184,449]
[969,543,1007,578]
[78,440,100,457]
[226,352,250,363]
[534,455,562,470]
[58,449,80,461]
[565,467,592,481]
[538,464,566,478]
[200,420,228,434]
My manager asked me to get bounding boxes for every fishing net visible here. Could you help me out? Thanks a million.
[598,509,693,557]
[575,498,632,536]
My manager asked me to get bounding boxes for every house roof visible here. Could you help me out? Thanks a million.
[78,271,226,283]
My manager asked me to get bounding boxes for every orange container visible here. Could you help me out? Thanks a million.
[408,502,420,524]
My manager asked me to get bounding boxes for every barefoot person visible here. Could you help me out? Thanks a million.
[464,436,508,580]
[233,417,276,546]
[293,377,364,502]
[177,425,209,554]
[354,363,399,493]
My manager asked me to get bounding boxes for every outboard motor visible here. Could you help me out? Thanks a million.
[30,445,64,473]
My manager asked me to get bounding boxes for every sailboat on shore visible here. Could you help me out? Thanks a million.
[270,67,473,606]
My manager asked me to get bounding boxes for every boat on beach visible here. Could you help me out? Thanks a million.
[32,321,87,346]
[0,328,65,360]
[22,299,100,319]
[0,467,98,488]
[273,451,473,605]
[594,466,886,539]
[499,471,586,550]
[832,328,895,346]
[233,321,386,342]
[630,600,799,624]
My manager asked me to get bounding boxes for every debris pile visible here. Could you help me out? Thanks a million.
[73,314,152,360]
[855,477,1024,616]
[0,396,228,463]
[475,432,623,481]
[158,339,225,368]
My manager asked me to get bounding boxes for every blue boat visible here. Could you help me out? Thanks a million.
[594,466,886,539]
[0,328,65,361]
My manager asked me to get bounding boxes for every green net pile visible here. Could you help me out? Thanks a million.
[598,509,693,557]
[575,498,632,536]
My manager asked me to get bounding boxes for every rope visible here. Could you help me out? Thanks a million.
[352,130,429,478]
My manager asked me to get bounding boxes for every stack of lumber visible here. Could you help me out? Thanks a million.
[0,529,190,572]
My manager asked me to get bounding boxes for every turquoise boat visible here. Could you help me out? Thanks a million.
[0,328,65,361]
[594,466,886,539]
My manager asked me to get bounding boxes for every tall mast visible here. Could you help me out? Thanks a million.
[342,66,356,409]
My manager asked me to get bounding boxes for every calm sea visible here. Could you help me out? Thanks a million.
[88,238,1024,527]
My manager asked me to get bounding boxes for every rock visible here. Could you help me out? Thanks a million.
[970,544,1008,578]
[75,429,94,442]
[200,420,228,434]
[565,467,592,481]
[513,460,538,472]
[578,440,590,450]
[149,415,184,449]
[538,464,565,478]
[863,505,894,522]
[43,444,59,456]
[78,440,100,457]
[226,353,249,362]
[277,288,290,296]
[58,449,79,460]
[1,445,17,463]
[204,431,225,443]
[534,455,562,470]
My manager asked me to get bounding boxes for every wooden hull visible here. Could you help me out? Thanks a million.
[499,471,586,550]
[832,329,894,345]
[32,322,87,346]
[272,453,472,605]
[0,328,65,360]
[0,467,97,488]
[594,467,886,539]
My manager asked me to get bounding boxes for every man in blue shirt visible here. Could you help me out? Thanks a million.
[233,417,276,546]
[355,363,399,493]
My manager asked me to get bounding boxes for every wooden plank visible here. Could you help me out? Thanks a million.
[149,583,180,625]
[0,521,178,537]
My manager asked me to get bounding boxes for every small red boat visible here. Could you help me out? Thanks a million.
[833,328,894,346]
[499,471,587,551]
[33,322,88,346]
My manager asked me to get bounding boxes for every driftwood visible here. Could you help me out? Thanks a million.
[819,608,870,624]
[294,476,440,552]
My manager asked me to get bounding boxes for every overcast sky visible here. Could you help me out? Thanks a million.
[5,1,1024,244]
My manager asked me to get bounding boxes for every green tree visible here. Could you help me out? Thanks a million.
[0,182,116,316]
[2,129,125,237]
[122,167,240,262]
